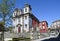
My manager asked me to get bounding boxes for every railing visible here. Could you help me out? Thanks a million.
[4,30,60,41]
[12,32,40,40]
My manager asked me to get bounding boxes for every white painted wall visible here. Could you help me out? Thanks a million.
[13,6,32,33]
[24,14,29,32]
[23,7,30,14]
[13,11,16,17]
[4,38,12,41]
[20,17,23,25]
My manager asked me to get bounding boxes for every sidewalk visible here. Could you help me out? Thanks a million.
[31,33,59,41]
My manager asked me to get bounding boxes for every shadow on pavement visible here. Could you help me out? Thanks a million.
[43,33,60,41]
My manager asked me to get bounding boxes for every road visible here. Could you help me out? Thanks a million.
[43,33,60,41]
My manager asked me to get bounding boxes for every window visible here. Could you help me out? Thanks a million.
[18,19,20,22]
[14,12,16,16]
[13,19,15,21]
[14,13,15,16]
[43,22,44,24]
[25,16,27,19]
[25,24,27,28]
[25,8,27,12]
[43,26,45,29]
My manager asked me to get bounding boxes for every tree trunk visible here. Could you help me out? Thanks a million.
[2,14,5,41]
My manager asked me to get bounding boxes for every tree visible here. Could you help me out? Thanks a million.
[0,21,4,41]
[0,0,16,41]
[8,26,13,33]
[0,21,4,32]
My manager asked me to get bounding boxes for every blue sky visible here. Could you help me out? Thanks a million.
[15,0,60,26]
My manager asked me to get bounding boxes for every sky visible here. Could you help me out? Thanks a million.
[15,0,60,26]
[0,0,60,26]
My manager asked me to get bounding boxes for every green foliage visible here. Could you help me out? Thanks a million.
[0,0,16,31]
[0,21,4,26]
[0,0,16,41]
[0,0,16,26]
[0,0,16,14]
[8,26,13,33]
[8,40,12,41]
[0,21,4,31]
[12,37,31,41]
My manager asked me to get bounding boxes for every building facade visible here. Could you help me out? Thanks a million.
[12,4,40,33]
[39,21,48,33]
[51,20,60,29]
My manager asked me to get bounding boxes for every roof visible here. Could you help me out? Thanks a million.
[24,3,32,10]
[24,3,31,7]
[30,13,40,22]
[12,13,40,23]
[52,20,60,23]
[14,8,22,12]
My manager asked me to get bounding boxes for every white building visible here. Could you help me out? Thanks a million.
[12,4,40,33]
[50,20,60,29]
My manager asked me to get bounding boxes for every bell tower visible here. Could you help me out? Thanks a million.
[23,4,32,14]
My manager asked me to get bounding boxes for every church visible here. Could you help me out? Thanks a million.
[12,4,40,33]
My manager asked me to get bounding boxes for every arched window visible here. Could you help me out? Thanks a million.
[25,16,27,20]
[25,8,27,12]
[25,24,27,28]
